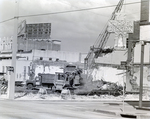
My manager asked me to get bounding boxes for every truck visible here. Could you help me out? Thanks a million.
[53,64,84,91]
[26,73,55,90]
[26,63,84,91]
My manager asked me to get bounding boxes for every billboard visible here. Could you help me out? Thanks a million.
[107,13,133,49]
[18,20,26,37]
[26,23,51,39]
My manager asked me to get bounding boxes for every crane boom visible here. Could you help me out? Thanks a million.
[96,0,124,57]
[85,0,124,70]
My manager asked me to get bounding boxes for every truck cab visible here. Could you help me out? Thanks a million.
[53,72,69,91]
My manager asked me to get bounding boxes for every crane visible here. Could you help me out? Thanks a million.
[84,0,124,71]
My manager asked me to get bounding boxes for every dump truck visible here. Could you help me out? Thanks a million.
[26,73,55,90]
[26,63,84,90]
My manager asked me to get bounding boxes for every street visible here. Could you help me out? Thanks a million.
[0,100,128,119]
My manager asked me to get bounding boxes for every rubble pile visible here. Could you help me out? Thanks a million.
[74,66,124,96]
[75,79,123,96]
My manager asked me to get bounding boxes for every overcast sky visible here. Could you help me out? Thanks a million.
[0,0,140,53]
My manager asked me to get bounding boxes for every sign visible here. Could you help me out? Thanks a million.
[26,23,51,39]
[108,20,133,33]
[18,20,26,37]
[107,13,133,49]
[7,66,14,72]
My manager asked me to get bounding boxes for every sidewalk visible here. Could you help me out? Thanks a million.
[94,102,150,119]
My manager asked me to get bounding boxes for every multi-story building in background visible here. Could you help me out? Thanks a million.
[18,20,61,52]
[0,20,61,53]
[0,37,13,53]
[0,20,87,81]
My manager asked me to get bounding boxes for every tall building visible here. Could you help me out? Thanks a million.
[17,20,61,52]
[0,21,61,53]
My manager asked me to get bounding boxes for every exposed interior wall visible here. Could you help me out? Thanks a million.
[91,66,124,86]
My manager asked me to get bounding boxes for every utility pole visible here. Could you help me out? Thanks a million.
[7,0,18,99]
[138,0,150,108]
[139,42,145,108]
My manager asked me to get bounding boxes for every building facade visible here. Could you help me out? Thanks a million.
[17,20,61,52]
[0,49,86,81]
[0,21,86,81]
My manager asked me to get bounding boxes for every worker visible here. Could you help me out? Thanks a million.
[69,72,75,87]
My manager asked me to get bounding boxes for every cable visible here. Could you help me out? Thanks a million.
[0,18,14,24]
[0,1,143,24]
[58,0,110,18]
[18,1,141,18]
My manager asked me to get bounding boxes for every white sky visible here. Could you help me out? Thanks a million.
[0,0,140,53]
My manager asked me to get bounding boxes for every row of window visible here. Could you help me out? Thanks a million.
[27,28,50,30]
[27,23,50,25]
[0,43,12,50]
[39,57,58,61]
[0,40,12,43]
[1,43,12,45]
[27,32,50,34]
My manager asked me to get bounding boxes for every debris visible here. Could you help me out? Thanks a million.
[38,87,47,94]
[60,89,71,99]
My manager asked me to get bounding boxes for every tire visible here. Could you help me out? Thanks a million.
[27,84,33,90]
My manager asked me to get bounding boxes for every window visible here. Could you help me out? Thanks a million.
[40,57,43,60]
[2,66,5,73]
[3,44,5,50]
[10,43,12,49]
[58,74,65,80]
[28,66,30,75]
[56,58,59,61]
[19,74,21,78]
[49,58,52,61]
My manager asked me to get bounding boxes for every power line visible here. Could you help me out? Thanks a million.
[0,1,142,24]
[18,1,141,18]
[0,17,14,24]
[58,0,110,18]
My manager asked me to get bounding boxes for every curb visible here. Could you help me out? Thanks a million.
[94,109,150,119]
[136,115,150,119]
[135,106,150,111]
[93,109,119,116]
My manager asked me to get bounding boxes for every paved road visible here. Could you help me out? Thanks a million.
[0,100,128,119]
